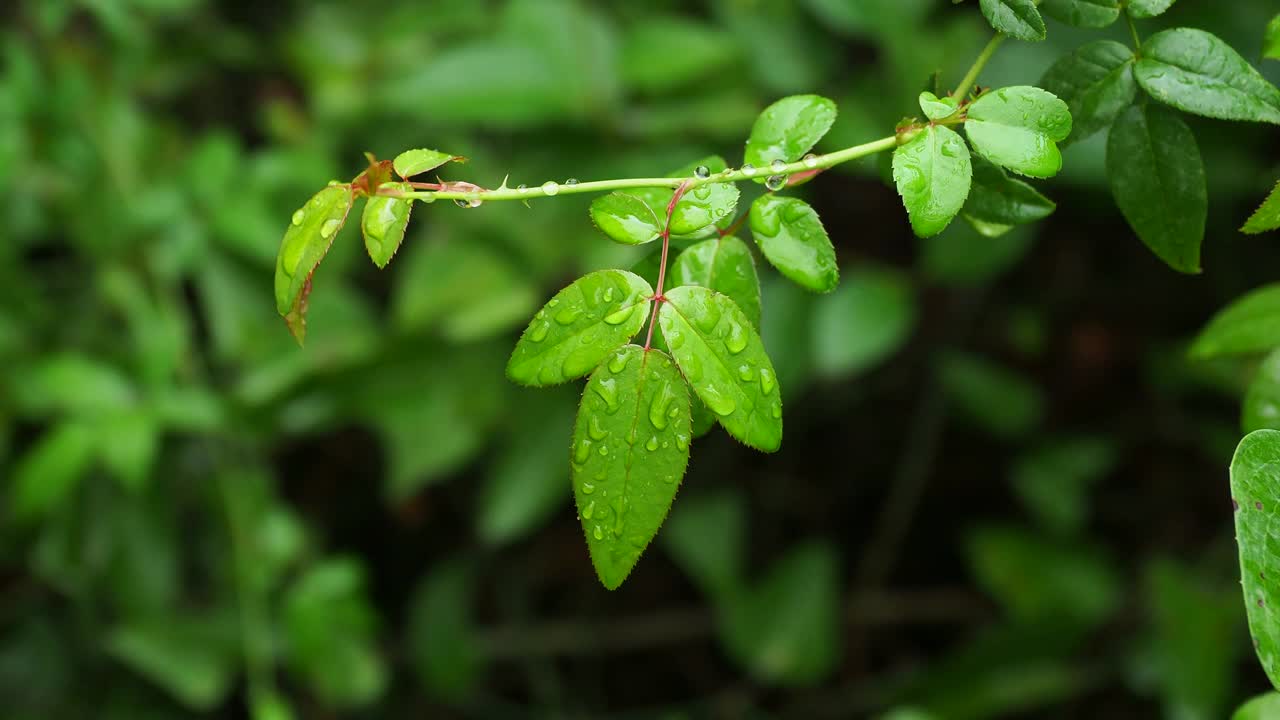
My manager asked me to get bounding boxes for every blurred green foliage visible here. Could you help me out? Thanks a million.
[2,0,1279,717]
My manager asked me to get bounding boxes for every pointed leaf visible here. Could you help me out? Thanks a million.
[392,148,462,179]
[1189,284,1280,358]
[572,345,691,589]
[1235,693,1280,720]
[1242,181,1280,235]
[749,195,839,293]
[965,86,1072,178]
[670,235,762,327]
[274,185,355,343]
[589,192,662,245]
[1040,0,1119,28]
[507,270,653,386]
[1040,40,1137,144]
[964,155,1056,226]
[1126,0,1175,19]
[1107,104,1206,274]
[659,286,782,451]
[918,91,958,121]
[1231,429,1280,689]
[1244,350,1280,433]
[979,0,1046,42]
[743,94,838,170]
[1135,29,1280,125]
[892,125,972,238]
[629,156,739,236]
[361,183,413,268]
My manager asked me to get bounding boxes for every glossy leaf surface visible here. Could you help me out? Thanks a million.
[979,0,1046,42]
[1242,181,1280,235]
[1230,430,1280,689]
[1107,104,1206,274]
[670,235,762,327]
[743,94,837,169]
[589,192,662,245]
[965,86,1072,178]
[1040,40,1136,143]
[1040,0,1119,28]
[1126,0,1175,19]
[659,286,782,451]
[918,91,958,121]
[572,345,691,589]
[1189,284,1280,358]
[1135,29,1280,125]
[963,156,1056,226]
[274,185,355,343]
[507,270,652,386]
[392,148,460,179]
[748,195,839,293]
[893,125,972,238]
[361,183,413,268]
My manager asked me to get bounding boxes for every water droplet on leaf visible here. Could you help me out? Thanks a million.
[765,175,786,191]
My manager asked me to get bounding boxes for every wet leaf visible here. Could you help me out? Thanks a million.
[1107,104,1205,274]
[670,235,762,327]
[1231,430,1280,690]
[1126,0,1175,19]
[963,155,1056,227]
[1189,284,1280,358]
[964,86,1072,178]
[918,91,958,121]
[978,0,1046,42]
[1266,15,1280,62]
[392,148,461,179]
[1135,28,1280,125]
[749,195,839,293]
[629,156,739,237]
[507,270,653,386]
[893,125,972,238]
[361,183,413,268]
[1039,0,1119,28]
[274,185,355,344]
[572,345,691,590]
[589,192,662,245]
[1234,692,1280,720]
[1040,40,1136,144]
[743,94,837,170]
[1244,350,1280,433]
[659,286,782,452]
[1242,181,1280,235]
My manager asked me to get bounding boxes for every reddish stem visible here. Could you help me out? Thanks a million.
[717,212,748,239]
[643,180,692,351]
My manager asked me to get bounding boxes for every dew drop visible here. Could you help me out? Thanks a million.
[469,198,482,208]
[702,387,736,416]
[574,440,592,464]
[759,367,776,395]
[765,175,786,191]
[649,385,676,430]
[603,304,636,325]
[554,306,582,325]
[581,482,596,495]
[646,436,659,451]
[582,501,595,520]
[542,181,560,196]
[724,321,748,354]
[291,209,305,226]
[803,153,818,168]
[770,159,786,172]
[771,402,782,419]
[588,415,608,441]
[454,198,470,208]
[675,434,690,451]
[738,364,754,382]
[603,286,616,302]
[529,322,550,342]
[319,218,340,238]
[682,353,703,383]
[565,178,579,185]
[421,193,437,203]
[741,163,757,177]
[694,165,711,179]
[592,377,620,412]
[517,184,528,194]
[608,351,630,374]
[598,445,609,456]
[593,525,603,540]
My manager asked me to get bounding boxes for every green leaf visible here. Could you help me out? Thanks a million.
[572,345,691,589]
[10,422,96,521]
[661,490,746,600]
[96,409,158,492]
[9,353,135,417]
[722,542,841,685]
[1231,430,1280,690]
[589,193,662,245]
[964,86,1072,178]
[922,222,1035,286]
[392,148,461,179]
[964,155,1056,226]
[978,0,1046,42]
[1126,0,1175,19]
[107,614,237,711]
[274,185,355,344]
[407,563,481,701]
[939,351,1045,438]
[743,94,838,170]
[1039,40,1137,144]
[1039,0,1119,28]
[1107,104,1206,274]
[1011,436,1117,536]
[670,235,762,327]
[393,241,538,342]
[506,270,653,386]
[1242,181,1280,234]
[811,268,916,378]
[1190,284,1280,358]
[671,181,740,237]
[619,16,738,93]
[1234,693,1280,720]
[918,91,958,121]
[659,286,783,452]
[361,183,413,268]
[892,125,972,238]
[1266,15,1280,62]
[748,195,839,293]
[1134,29,1280,125]
[1244,350,1280,433]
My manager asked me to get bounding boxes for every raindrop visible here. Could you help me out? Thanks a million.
[291,209,305,226]
[759,367,776,395]
[770,159,786,172]
[554,306,582,325]
[542,181,560,196]
[603,304,635,325]
[454,198,470,208]
[574,441,591,464]
[649,385,676,430]
[770,402,782,419]
[517,184,529,194]
[738,364,754,382]
[724,321,748,354]
[694,165,711,179]
[529,322,550,343]
[582,501,595,519]
[592,377,620,412]
[803,153,819,168]
[565,178,579,186]
[598,445,609,456]
[603,286,616,302]
[645,436,659,451]
[593,526,604,540]
[581,482,596,495]
[675,434,690,451]
[421,193,437,203]
[765,175,786,191]
[588,416,608,440]
[741,163,757,177]
[608,351,630,374]
[320,218,340,238]
[703,387,736,416]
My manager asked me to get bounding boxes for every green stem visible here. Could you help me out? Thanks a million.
[1125,9,1142,51]
[953,34,1005,101]
[398,135,902,204]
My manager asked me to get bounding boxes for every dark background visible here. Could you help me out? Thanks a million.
[2,0,1279,718]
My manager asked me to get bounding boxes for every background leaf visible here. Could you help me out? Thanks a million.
[1126,0,1176,19]
[1189,283,1280,358]
[1242,181,1280,234]
[811,267,916,378]
[1243,349,1280,433]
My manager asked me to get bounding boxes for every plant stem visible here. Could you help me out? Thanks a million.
[1125,10,1143,51]
[643,181,691,350]
[953,34,1005,100]
[397,135,901,204]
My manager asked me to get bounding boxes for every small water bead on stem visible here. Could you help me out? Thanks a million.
[770,159,786,173]
[694,165,711,179]
[542,181,560,196]
[803,153,819,168]
[741,163,757,177]
[765,174,787,191]
[565,178,579,186]
[516,184,529,194]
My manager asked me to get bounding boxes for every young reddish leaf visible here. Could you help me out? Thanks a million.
[392,148,464,179]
